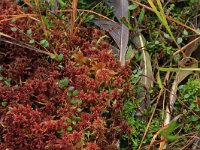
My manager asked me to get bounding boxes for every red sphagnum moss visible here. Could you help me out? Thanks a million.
[0,1,134,149]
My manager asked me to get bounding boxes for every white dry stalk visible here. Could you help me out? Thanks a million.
[161,58,198,149]
[164,75,178,126]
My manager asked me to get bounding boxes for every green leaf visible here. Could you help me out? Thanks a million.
[27,29,32,35]
[19,30,24,33]
[0,77,3,81]
[40,39,49,47]
[138,8,145,24]
[157,71,163,89]
[72,90,79,97]
[29,39,35,44]
[195,124,200,130]
[164,33,170,39]
[2,102,8,107]
[77,108,82,112]
[76,99,82,105]
[49,0,55,7]
[58,0,66,7]
[67,126,73,132]
[11,27,17,32]
[58,78,69,88]
[128,4,138,10]
[178,85,184,90]
[72,121,77,125]
[57,54,63,61]
[42,16,50,29]
[166,135,178,142]
[190,115,198,122]
[73,116,81,121]
[50,55,56,59]
[70,100,76,105]
[66,118,72,123]
[67,92,72,97]
[183,29,188,36]
[57,129,64,134]
[70,99,82,105]
[4,78,11,85]
[155,40,159,45]
[0,66,2,72]
[177,37,183,44]
[119,17,133,30]
[84,15,95,23]
[125,45,133,60]
[184,94,190,99]
[160,120,177,137]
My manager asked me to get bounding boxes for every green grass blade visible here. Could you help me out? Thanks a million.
[159,67,200,72]
[148,0,178,47]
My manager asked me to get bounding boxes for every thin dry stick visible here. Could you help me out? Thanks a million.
[23,0,34,9]
[138,71,170,149]
[173,36,200,56]
[0,32,15,39]
[168,132,198,148]
[51,9,116,23]
[73,1,103,36]
[148,125,168,150]
[138,88,163,149]
[18,4,39,21]
[0,37,54,56]
[0,14,37,23]
[180,136,199,150]
[70,0,78,36]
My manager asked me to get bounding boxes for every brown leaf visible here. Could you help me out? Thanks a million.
[71,50,88,64]
[91,62,106,72]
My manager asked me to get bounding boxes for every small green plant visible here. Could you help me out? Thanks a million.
[10,27,17,32]
[70,99,82,105]
[58,77,69,88]
[1,102,8,107]
[122,99,160,149]
[57,54,63,61]
[160,120,179,142]
[179,78,200,110]
[3,78,12,86]
[176,78,200,133]
[40,39,49,47]
[67,126,73,132]
[27,29,32,35]
[29,39,35,44]
[67,86,80,97]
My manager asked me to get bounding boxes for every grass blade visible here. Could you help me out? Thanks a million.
[159,67,200,72]
[148,0,179,48]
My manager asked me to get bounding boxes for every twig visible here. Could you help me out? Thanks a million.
[138,71,170,149]
[51,9,116,23]
[0,37,54,56]
[70,0,78,36]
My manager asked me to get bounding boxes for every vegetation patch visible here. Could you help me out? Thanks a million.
[0,0,199,149]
